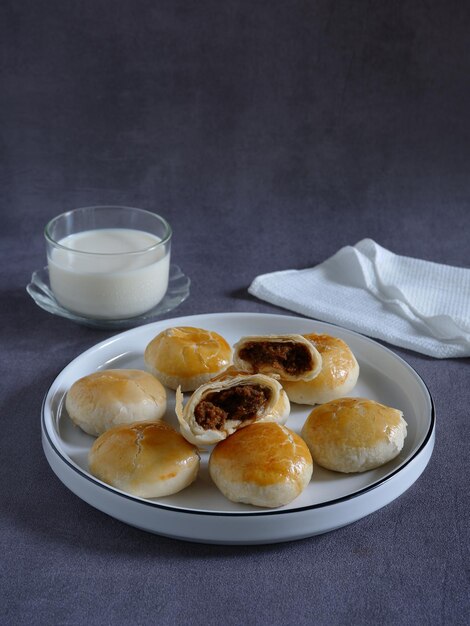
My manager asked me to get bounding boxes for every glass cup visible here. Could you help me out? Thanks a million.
[45,206,172,319]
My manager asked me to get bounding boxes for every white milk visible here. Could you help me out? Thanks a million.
[48,228,170,318]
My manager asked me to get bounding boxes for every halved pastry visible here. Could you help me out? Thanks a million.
[282,334,359,405]
[144,326,232,392]
[175,372,290,446]
[233,334,322,382]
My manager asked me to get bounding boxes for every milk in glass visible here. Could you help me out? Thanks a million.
[48,228,170,318]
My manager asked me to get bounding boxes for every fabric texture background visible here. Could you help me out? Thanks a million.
[1,1,469,624]
[249,238,470,358]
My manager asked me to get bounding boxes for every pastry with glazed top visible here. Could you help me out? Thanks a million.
[209,422,313,508]
[233,334,322,381]
[175,371,290,446]
[282,334,359,405]
[144,326,232,392]
[88,421,200,498]
[66,369,167,437]
[301,397,407,473]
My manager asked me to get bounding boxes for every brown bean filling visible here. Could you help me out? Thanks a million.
[194,385,271,430]
[239,341,313,375]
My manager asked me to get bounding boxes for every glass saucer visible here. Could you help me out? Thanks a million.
[26,265,190,329]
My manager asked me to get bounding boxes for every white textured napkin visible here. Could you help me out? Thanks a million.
[249,238,470,358]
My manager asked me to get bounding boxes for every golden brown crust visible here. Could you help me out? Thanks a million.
[88,420,200,497]
[304,334,357,388]
[301,397,407,473]
[211,422,311,486]
[144,326,232,391]
[282,334,359,405]
[65,369,167,436]
[209,422,313,507]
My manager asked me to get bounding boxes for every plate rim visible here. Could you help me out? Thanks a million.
[41,311,436,518]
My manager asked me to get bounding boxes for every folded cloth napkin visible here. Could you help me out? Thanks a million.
[248,238,470,358]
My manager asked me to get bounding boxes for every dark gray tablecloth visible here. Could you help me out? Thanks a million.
[1,2,469,624]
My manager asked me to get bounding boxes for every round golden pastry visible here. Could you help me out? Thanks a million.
[233,334,322,381]
[144,326,232,391]
[301,397,407,473]
[176,371,290,446]
[209,422,313,508]
[282,334,359,405]
[89,421,200,498]
[65,369,167,437]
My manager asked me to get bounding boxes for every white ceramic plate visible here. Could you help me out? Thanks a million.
[42,312,435,544]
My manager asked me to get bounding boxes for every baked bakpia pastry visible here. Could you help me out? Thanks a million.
[175,372,290,446]
[233,334,322,381]
[301,398,407,473]
[65,369,167,437]
[209,422,313,508]
[282,334,359,405]
[144,326,232,392]
[89,421,200,498]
